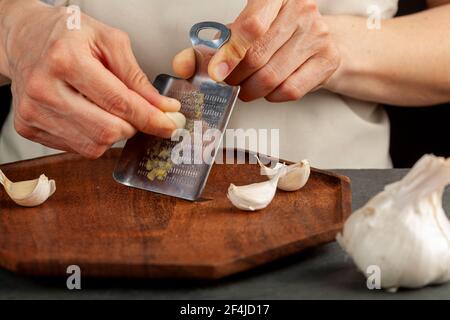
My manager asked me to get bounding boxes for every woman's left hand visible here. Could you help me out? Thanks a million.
[173,0,341,102]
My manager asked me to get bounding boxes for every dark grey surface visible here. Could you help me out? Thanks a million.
[1,169,449,300]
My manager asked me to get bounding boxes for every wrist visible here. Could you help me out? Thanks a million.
[0,0,45,77]
[322,15,371,93]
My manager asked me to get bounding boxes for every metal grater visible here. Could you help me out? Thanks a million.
[113,22,240,201]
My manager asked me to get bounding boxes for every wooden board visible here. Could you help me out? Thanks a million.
[0,149,351,280]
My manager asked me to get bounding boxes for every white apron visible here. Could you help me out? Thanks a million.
[0,0,398,168]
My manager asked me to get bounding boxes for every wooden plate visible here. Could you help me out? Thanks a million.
[0,149,351,279]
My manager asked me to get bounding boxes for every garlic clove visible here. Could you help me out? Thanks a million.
[337,155,450,291]
[256,156,310,192]
[277,160,310,192]
[256,156,285,178]
[0,170,56,207]
[227,175,280,212]
[165,112,186,130]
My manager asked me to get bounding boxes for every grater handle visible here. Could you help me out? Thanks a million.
[189,22,231,81]
[190,22,231,50]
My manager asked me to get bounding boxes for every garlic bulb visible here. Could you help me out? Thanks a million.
[227,174,280,212]
[256,157,311,192]
[337,155,450,292]
[0,170,56,207]
[165,112,186,130]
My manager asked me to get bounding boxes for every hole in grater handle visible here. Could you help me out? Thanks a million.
[190,22,231,50]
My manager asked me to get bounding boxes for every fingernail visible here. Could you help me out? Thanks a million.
[213,62,230,82]
[165,97,181,111]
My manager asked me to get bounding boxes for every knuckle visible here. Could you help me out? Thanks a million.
[239,93,254,103]
[258,65,279,89]
[24,71,46,101]
[302,0,319,12]
[110,28,131,46]
[279,83,303,101]
[16,103,37,123]
[241,16,267,39]
[129,69,149,87]
[95,125,120,146]
[315,21,330,37]
[14,119,35,140]
[47,40,71,74]
[103,92,129,116]
[245,44,268,70]
[82,142,107,160]
[227,40,248,62]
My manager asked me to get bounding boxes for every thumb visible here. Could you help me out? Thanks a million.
[208,0,284,82]
[98,29,180,112]
[172,48,196,79]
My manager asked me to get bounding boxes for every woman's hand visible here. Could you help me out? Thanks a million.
[0,0,180,159]
[173,0,340,102]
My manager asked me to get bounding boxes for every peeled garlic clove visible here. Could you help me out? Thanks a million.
[337,155,450,292]
[0,170,56,207]
[227,175,280,212]
[256,156,310,192]
[277,160,310,192]
[165,112,186,130]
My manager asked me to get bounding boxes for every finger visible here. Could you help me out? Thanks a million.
[226,4,299,86]
[172,48,196,79]
[173,25,231,80]
[64,58,177,138]
[16,79,137,157]
[266,56,335,102]
[14,115,75,153]
[19,107,110,159]
[31,131,75,153]
[56,82,137,145]
[97,29,180,112]
[238,31,317,101]
[31,130,75,153]
[208,0,284,82]
[16,104,97,156]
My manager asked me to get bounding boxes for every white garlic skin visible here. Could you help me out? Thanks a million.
[0,171,56,207]
[227,176,280,212]
[13,175,56,207]
[257,157,310,192]
[337,155,450,291]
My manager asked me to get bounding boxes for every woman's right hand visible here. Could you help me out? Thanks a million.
[0,0,180,159]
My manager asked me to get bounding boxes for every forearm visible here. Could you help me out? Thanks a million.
[324,5,450,107]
